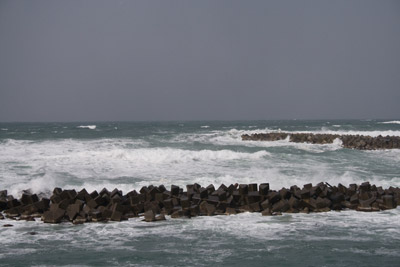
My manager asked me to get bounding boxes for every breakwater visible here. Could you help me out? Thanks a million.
[1,182,399,224]
[241,132,400,149]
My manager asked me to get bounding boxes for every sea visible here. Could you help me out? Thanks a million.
[0,120,399,266]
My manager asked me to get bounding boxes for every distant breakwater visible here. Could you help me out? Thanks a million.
[1,182,399,225]
[241,132,400,150]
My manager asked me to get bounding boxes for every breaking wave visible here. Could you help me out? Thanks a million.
[379,121,400,125]
[77,125,96,130]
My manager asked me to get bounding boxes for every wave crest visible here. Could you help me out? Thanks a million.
[77,125,96,130]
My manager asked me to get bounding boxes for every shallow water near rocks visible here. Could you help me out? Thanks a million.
[1,120,400,266]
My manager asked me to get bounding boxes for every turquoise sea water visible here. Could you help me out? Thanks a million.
[0,120,399,266]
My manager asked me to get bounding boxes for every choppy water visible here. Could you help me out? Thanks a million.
[0,120,399,266]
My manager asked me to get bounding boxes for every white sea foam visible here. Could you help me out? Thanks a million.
[1,128,8,131]
[77,125,96,130]
[200,125,210,128]
[173,128,344,152]
[379,121,400,125]
[273,129,400,137]
[0,138,271,195]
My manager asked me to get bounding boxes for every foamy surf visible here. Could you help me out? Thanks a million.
[77,125,96,130]
[379,121,400,125]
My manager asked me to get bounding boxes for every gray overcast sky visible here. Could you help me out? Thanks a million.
[0,0,399,121]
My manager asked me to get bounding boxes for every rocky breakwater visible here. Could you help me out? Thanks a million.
[241,132,400,150]
[0,182,399,225]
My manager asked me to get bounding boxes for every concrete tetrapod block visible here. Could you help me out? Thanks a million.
[144,210,156,222]
[66,203,81,221]
[259,183,269,195]
[43,208,65,223]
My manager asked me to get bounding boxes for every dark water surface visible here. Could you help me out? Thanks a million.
[1,120,399,266]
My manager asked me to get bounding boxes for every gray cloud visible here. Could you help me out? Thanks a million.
[0,0,399,121]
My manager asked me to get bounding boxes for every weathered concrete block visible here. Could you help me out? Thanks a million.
[66,203,81,221]
[179,196,190,209]
[139,186,149,195]
[89,190,99,200]
[0,199,7,211]
[50,194,62,204]
[189,205,199,216]
[76,188,89,201]
[199,201,215,216]
[303,183,312,190]
[60,190,77,200]
[110,210,123,221]
[267,191,281,204]
[300,199,316,211]
[329,192,345,204]
[349,194,359,204]
[359,197,376,208]
[227,184,237,194]
[73,216,87,224]
[158,185,167,193]
[288,196,299,209]
[102,209,113,219]
[216,190,227,201]
[358,191,371,201]
[199,188,208,199]
[171,209,185,218]
[261,208,272,216]
[144,201,160,214]
[110,194,121,204]
[261,199,271,210]
[207,196,219,205]
[94,195,107,206]
[381,195,396,209]
[43,208,65,223]
[259,183,269,195]
[155,193,164,203]
[359,182,371,192]
[20,193,39,205]
[232,191,241,202]
[249,202,261,212]
[111,202,124,213]
[110,188,122,198]
[239,184,248,195]
[238,205,251,212]
[144,210,156,222]
[186,184,195,196]
[216,201,227,213]
[279,188,291,199]
[272,199,289,212]
[58,199,72,210]
[225,207,237,215]
[90,210,103,222]
[206,184,215,194]
[315,197,331,210]
[0,190,7,198]
[86,198,98,209]
[338,183,347,194]
[7,198,21,208]
[300,188,311,199]
[53,187,62,195]
[171,198,180,207]
[171,185,180,196]
[3,207,20,217]
[247,191,261,203]
[21,203,38,215]
[248,184,258,192]
[343,201,358,210]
